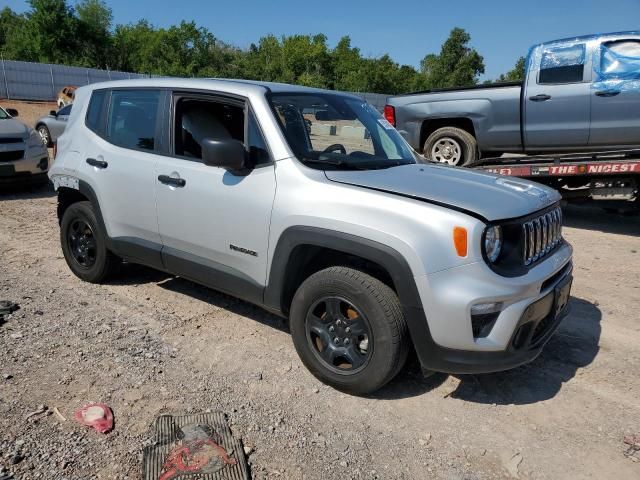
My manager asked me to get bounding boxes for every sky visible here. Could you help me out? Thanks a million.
[5,0,640,79]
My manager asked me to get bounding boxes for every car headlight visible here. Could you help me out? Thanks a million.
[484,225,502,263]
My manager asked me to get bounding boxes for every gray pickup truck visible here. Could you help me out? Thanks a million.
[386,31,640,166]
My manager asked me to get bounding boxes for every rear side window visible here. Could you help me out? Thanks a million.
[86,90,107,134]
[106,90,160,152]
[539,44,586,84]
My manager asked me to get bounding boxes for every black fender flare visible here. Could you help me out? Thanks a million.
[264,226,437,367]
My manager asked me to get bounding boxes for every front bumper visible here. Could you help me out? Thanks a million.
[0,145,49,185]
[413,242,573,374]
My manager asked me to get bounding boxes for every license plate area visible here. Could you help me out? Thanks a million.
[554,275,572,317]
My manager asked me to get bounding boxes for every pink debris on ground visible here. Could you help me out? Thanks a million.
[74,403,114,433]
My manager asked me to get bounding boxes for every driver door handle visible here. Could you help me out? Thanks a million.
[158,175,186,188]
[529,94,551,102]
[86,158,108,169]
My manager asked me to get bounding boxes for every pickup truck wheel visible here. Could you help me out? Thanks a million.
[289,266,409,395]
[424,127,478,167]
[60,201,117,283]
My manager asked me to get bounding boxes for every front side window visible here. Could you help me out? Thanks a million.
[0,108,8,120]
[106,89,160,151]
[270,93,416,170]
[539,43,586,84]
[174,97,244,159]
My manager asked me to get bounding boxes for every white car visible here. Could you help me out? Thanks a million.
[0,106,49,186]
[49,79,573,394]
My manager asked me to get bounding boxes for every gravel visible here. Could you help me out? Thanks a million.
[0,188,639,479]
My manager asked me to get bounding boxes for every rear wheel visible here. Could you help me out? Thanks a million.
[60,201,117,283]
[424,126,478,167]
[289,266,409,394]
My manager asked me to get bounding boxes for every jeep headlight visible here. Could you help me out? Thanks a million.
[484,225,502,263]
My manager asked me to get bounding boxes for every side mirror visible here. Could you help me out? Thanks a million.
[201,138,246,171]
[6,108,18,117]
[50,110,57,117]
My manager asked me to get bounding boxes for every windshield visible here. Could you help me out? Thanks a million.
[0,108,8,120]
[270,93,417,170]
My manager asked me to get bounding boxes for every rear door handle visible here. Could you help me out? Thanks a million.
[158,175,186,188]
[595,90,621,97]
[86,158,108,169]
[529,94,551,102]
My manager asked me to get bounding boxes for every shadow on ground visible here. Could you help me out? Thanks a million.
[110,263,289,333]
[448,296,601,405]
[0,181,54,199]
[563,204,639,236]
[111,264,601,403]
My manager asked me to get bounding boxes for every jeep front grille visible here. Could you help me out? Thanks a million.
[522,207,563,266]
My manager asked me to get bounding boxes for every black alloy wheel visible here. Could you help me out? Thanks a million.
[305,296,373,374]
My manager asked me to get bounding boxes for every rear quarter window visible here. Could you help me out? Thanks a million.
[86,89,107,135]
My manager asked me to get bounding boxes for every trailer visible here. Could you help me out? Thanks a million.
[470,149,640,211]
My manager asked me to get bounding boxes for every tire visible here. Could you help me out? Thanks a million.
[60,201,117,283]
[289,266,409,395]
[37,124,51,147]
[423,126,478,167]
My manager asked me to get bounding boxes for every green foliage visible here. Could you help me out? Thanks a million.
[0,2,489,95]
[415,28,485,90]
[495,56,526,82]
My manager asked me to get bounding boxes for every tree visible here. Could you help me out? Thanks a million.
[76,0,112,68]
[0,7,24,53]
[416,27,485,90]
[496,56,526,82]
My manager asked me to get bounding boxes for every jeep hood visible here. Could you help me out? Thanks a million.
[324,163,560,221]
[0,118,29,139]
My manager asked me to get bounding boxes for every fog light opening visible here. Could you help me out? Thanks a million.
[471,302,503,338]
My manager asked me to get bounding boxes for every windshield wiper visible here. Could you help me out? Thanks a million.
[302,158,351,168]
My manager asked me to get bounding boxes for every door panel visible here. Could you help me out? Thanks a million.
[155,159,276,289]
[524,43,591,149]
[155,95,277,294]
[589,39,640,146]
[81,89,162,259]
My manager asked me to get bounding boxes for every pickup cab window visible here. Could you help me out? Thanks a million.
[539,44,586,84]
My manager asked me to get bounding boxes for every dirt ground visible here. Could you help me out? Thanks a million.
[0,185,639,480]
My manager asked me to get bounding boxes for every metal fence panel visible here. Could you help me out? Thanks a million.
[0,60,150,101]
[2,60,54,101]
[0,60,389,109]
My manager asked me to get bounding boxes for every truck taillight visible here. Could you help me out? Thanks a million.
[383,105,396,127]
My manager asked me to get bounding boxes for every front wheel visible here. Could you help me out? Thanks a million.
[424,126,478,167]
[289,267,409,395]
[37,125,51,147]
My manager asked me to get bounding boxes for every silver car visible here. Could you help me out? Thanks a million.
[35,104,72,147]
[0,106,49,186]
[49,79,573,394]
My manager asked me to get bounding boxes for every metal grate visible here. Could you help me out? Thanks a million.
[142,412,249,480]
[523,207,563,266]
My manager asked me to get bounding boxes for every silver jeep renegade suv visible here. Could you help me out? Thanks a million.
[49,79,573,394]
